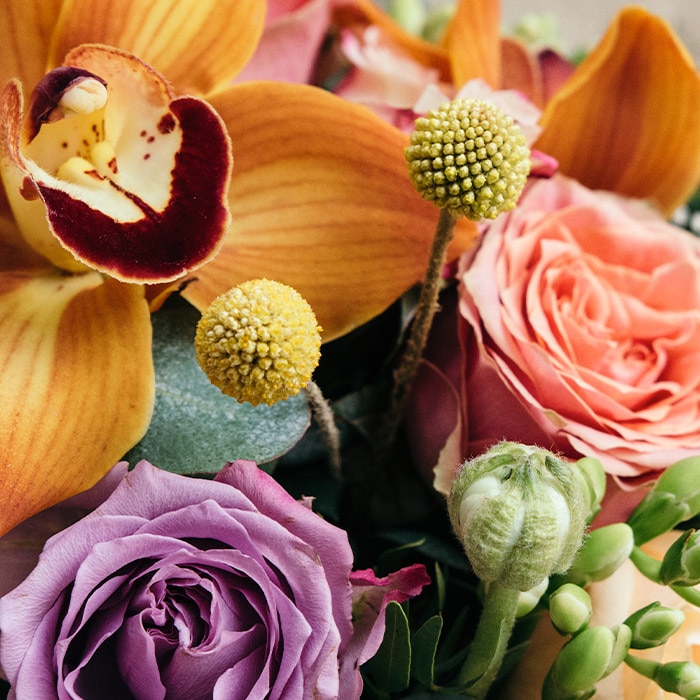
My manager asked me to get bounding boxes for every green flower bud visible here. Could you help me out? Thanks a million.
[448,442,588,591]
[405,98,530,220]
[549,583,592,635]
[574,457,607,522]
[564,523,634,587]
[660,529,700,586]
[625,601,685,649]
[627,456,700,545]
[543,624,631,698]
[516,577,550,618]
[655,661,700,698]
[389,0,427,35]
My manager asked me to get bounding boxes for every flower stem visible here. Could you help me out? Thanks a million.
[457,581,520,698]
[304,381,342,479]
[624,652,661,680]
[376,208,457,458]
[629,546,662,583]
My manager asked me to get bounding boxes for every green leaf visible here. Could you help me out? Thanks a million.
[124,297,311,474]
[364,601,412,693]
[411,614,443,687]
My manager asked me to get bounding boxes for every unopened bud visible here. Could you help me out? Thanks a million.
[574,457,606,522]
[625,602,685,649]
[448,442,587,591]
[549,583,592,635]
[627,457,700,545]
[516,577,550,618]
[564,523,634,587]
[655,661,700,698]
[660,529,700,586]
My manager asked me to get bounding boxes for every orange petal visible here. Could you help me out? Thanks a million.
[332,0,451,80]
[500,37,543,107]
[183,82,477,341]
[534,7,700,215]
[48,0,266,95]
[443,0,501,89]
[0,270,154,535]
[0,0,63,89]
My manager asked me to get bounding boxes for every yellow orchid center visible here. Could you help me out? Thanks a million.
[405,98,531,220]
[194,279,323,407]
[0,45,232,283]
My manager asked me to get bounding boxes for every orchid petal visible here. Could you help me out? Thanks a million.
[332,0,450,80]
[1,45,232,283]
[0,270,153,535]
[0,0,62,90]
[443,0,501,89]
[48,0,266,96]
[534,7,700,215]
[183,81,478,341]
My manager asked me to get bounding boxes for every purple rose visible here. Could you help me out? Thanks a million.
[0,461,429,699]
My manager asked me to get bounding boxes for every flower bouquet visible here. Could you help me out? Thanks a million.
[1,0,700,698]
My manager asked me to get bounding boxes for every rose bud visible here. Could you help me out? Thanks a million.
[448,442,588,591]
[627,456,700,545]
[659,529,700,587]
[625,602,686,649]
[564,523,635,587]
[549,583,593,635]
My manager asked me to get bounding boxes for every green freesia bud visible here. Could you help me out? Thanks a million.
[655,661,700,698]
[574,457,606,522]
[448,442,588,591]
[564,523,634,587]
[627,457,700,545]
[543,624,631,699]
[549,583,592,635]
[421,3,455,43]
[660,529,700,586]
[389,0,427,35]
[516,577,549,618]
[625,601,685,649]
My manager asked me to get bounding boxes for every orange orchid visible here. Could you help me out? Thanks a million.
[0,0,477,535]
[334,0,700,215]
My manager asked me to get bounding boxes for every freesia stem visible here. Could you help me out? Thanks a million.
[376,207,457,458]
[629,546,662,583]
[304,381,342,479]
[457,581,520,698]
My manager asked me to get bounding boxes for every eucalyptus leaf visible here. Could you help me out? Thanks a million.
[364,601,412,693]
[124,297,311,474]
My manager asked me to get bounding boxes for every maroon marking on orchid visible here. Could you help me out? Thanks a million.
[143,154,151,160]
[108,158,118,174]
[157,113,176,134]
[37,96,231,281]
[147,136,155,143]
[28,67,107,141]
[20,177,39,201]
[140,130,147,137]
[85,170,104,181]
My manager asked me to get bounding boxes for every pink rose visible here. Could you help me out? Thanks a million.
[458,175,700,479]
[0,461,428,699]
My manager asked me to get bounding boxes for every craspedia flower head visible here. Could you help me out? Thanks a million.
[194,279,322,406]
[405,98,531,220]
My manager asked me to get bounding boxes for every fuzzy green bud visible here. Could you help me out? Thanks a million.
[564,523,634,587]
[655,661,700,698]
[625,602,685,649]
[627,456,700,545]
[405,98,530,220]
[660,529,700,586]
[574,457,607,522]
[543,624,631,699]
[549,583,592,635]
[448,442,588,591]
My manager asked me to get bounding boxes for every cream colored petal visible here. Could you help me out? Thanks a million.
[0,270,154,535]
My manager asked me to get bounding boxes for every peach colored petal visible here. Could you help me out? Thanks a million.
[0,0,63,89]
[332,0,450,81]
[48,0,266,95]
[443,0,501,89]
[534,7,700,215]
[500,36,543,107]
[0,270,154,535]
[184,81,477,341]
